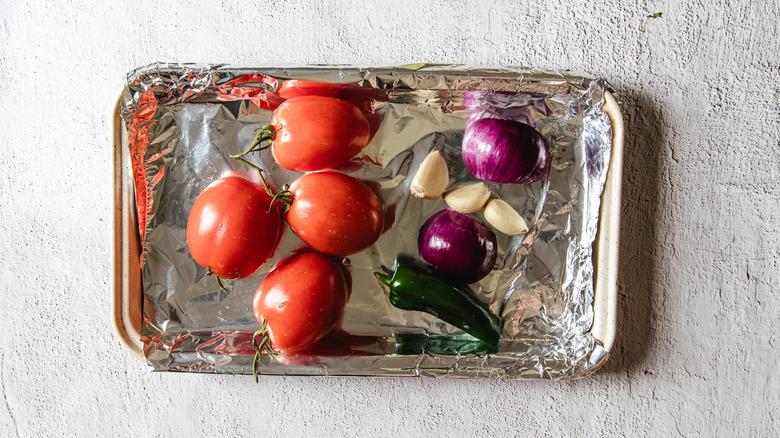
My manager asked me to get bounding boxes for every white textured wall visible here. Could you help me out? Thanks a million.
[1,0,778,436]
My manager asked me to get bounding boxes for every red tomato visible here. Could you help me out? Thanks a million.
[276,80,346,99]
[276,80,387,142]
[285,171,384,256]
[253,253,349,351]
[270,96,370,171]
[277,80,386,101]
[186,176,283,279]
[216,74,284,111]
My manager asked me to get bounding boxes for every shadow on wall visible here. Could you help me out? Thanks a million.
[600,89,664,375]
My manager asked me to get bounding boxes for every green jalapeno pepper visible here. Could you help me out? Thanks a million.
[375,263,503,348]
[394,332,500,356]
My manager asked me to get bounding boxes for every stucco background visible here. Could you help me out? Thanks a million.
[1,0,778,436]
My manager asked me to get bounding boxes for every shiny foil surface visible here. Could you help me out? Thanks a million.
[121,63,613,379]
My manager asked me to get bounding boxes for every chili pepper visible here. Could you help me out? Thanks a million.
[374,263,503,348]
[394,332,499,356]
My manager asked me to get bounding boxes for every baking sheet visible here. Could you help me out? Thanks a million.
[117,64,621,379]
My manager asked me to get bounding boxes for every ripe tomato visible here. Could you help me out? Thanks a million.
[277,79,385,101]
[270,95,370,171]
[276,80,387,143]
[285,171,384,256]
[186,176,283,279]
[276,80,347,99]
[253,253,349,352]
[217,74,284,111]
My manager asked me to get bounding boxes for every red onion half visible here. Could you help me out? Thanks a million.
[462,118,550,184]
[418,209,497,284]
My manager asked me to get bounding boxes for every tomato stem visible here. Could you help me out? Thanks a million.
[252,318,293,382]
[269,184,293,214]
[233,124,276,158]
[229,124,277,195]
[206,267,231,295]
[231,156,274,192]
[230,124,293,217]
[229,156,293,215]
[251,330,265,382]
[215,275,231,295]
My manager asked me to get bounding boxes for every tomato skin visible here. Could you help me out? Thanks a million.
[286,171,384,256]
[186,176,283,279]
[271,96,370,172]
[276,80,346,99]
[217,74,284,111]
[277,80,386,101]
[253,253,349,351]
[276,80,387,143]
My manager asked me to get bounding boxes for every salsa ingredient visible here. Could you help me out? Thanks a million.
[443,182,491,214]
[418,209,497,284]
[394,332,499,356]
[375,262,502,348]
[276,79,387,142]
[285,171,384,256]
[483,198,529,236]
[462,91,549,131]
[410,149,449,199]
[253,253,349,353]
[271,96,370,171]
[461,118,550,184]
[185,176,283,280]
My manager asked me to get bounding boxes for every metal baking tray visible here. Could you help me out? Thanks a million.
[112,65,623,378]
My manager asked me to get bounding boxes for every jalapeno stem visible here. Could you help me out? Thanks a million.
[374,272,391,286]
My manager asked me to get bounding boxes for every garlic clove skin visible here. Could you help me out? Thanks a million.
[484,198,529,235]
[443,182,491,214]
[410,149,449,199]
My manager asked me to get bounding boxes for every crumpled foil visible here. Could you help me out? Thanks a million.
[121,63,613,379]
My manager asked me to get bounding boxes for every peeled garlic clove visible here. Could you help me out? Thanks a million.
[443,182,490,213]
[410,149,449,199]
[484,199,529,235]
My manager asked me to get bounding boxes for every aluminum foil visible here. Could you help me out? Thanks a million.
[121,63,613,379]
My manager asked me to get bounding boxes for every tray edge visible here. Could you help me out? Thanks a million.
[112,96,145,361]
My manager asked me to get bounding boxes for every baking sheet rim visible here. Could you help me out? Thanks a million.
[110,88,623,377]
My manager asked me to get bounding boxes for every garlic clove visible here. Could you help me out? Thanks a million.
[484,198,529,235]
[443,182,491,213]
[410,149,449,199]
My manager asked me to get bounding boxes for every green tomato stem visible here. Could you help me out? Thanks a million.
[215,275,231,295]
[232,124,276,159]
[230,129,293,216]
[230,156,293,215]
[252,318,293,383]
[206,267,232,295]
